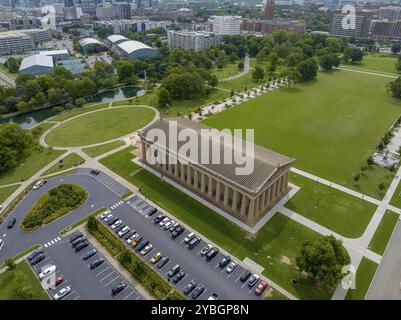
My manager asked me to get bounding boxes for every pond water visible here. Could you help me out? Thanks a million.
[1,86,144,129]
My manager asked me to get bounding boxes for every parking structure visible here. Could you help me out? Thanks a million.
[28,235,143,300]
[101,196,265,300]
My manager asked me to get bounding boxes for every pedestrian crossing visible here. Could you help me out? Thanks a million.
[75,168,129,198]
[109,200,124,211]
[44,236,61,248]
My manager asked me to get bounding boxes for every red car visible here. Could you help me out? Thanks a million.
[55,275,64,287]
[255,280,268,296]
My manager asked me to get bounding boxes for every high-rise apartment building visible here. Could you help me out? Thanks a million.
[167,30,222,52]
[208,16,242,35]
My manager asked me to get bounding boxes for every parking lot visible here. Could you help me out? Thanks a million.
[101,195,264,300]
[28,236,143,300]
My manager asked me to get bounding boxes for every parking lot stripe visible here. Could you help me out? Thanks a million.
[104,275,120,287]
[73,295,80,300]
[235,271,246,283]
[95,266,111,277]
[198,288,207,300]
[100,271,116,282]
[123,291,136,300]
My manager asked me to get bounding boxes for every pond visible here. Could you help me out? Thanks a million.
[1,86,144,129]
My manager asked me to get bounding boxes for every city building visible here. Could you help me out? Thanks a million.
[96,4,113,20]
[112,3,132,20]
[114,40,157,59]
[94,19,170,34]
[263,0,276,19]
[105,34,128,48]
[39,49,70,61]
[167,30,222,52]
[208,16,242,35]
[19,54,54,75]
[378,6,401,20]
[0,30,34,55]
[81,0,96,16]
[63,6,83,20]
[329,10,374,38]
[138,118,295,227]
[241,18,306,35]
[371,20,401,41]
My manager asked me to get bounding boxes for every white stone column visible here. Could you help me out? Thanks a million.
[194,170,199,190]
[201,173,206,193]
[240,194,247,216]
[208,176,214,197]
[232,190,239,211]
[248,198,255,220]
[215,181,221,203]
[180,163,186,181]
[260,191,266,211]
[174,163,179,178]
[187,166,192,185]
[223,185,229,207]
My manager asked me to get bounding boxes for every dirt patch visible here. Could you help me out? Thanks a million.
[280,255,292,266]
[245,233,256,241]
[264,287,273,298]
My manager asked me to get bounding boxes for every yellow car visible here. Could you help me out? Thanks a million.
[150,252,162,264]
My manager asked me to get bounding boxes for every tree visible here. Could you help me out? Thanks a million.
[238,61,244,70]
[252,66,265,82]
[53,106,63,114]
[267,53,279,72]
[119,249,132,266]
[5,57,21,73]
[157,87,171,108]
[387,77,401,99]
[343,47,364,64]
[296,235,350,287]
[116,60,137,83]
[296,58,318,82]
[279,69,301,87]
[319,53,340,71]
[48,88,64,105]
[87,216,98,231]
[75,98,86,108]
[392,43,401,55]
[285,53,303,69]
[5,258,16,270]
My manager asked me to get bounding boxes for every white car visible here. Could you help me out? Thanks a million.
[164,221,173,230]
[126,233,138,245]
[226,261,237,274]
[54,286,71,300]
[39,264,56,280]
[0,239,4,251]
[111,220,122,229]
[140,244,153,256]
[184,232,195,244]
[159,217,169,227]
[103,214,113,222]
[100,210,110,219]
[33,180,45,190]
[118,226,130,237]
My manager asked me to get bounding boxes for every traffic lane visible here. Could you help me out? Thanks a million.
[366,221,401,300]
[45,240,142,300]
[108,204,260,300]
[0,174,121,264]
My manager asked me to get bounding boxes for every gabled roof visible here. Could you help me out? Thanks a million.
[19,54,53,71]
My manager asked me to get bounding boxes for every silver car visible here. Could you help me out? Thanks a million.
[226,261,237,274]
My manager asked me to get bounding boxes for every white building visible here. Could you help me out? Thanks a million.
[19,54,54,75]
[0,30,34,55]
[208,16,242,35]
[167,30,222,52]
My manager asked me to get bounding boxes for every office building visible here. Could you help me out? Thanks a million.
[208,16,242,35]
[167,30,222,52]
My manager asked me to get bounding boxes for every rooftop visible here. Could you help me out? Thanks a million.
[79,37,102,47]
[19,54,53,71]
[107,34,128,43]
[39,49,69,56]
[117,40,155,54]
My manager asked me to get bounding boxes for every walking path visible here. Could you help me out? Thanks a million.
[334,66,398,78]
[221,55,250,82]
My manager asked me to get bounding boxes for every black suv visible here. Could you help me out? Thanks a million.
[90,258,105,270]
[219,255,231,268]
[7,217,16,229]
[111,282,127,296]
[171,226,185,239]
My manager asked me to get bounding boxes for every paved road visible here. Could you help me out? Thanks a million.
[0,68,15,87]
[366,220,401,300]
[0,174,121,265]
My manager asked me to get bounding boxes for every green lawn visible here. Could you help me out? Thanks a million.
[286,172,377,238]
[0,185,19,203]
[112,89,229,117]
[212,62,242,80]
[342,53,399,75]
[0,261,49,300]
[82,140,125,158]
[0,123,65,185]
[45,107,155,147]
[345,258,378,300]
[100,147,334,300]
[204,70,401,199]
[43,153,85,176]
[49,102,109,122]
[368,210,399,255]
[390,180,401,208]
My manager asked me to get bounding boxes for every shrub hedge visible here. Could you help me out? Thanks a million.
[21,184,87,231]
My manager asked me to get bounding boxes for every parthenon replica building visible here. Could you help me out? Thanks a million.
[138,118,295,227]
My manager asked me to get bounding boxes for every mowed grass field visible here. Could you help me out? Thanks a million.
[45,107,155,147]
[204,70,401,198]
[341,53,399,75]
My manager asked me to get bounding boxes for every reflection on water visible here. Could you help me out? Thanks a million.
[1,86,144,129]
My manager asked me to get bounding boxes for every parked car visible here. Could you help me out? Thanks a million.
[71,236,86,247]
[7,217,16,229]
[153,214,165,224]
[166,264,180,279]
[219,255,231,268]
[114,224,126,233]
[240,270,252,282]
[75,240,89,252]
[131,235,143,248]
[123,230,135,240]
[30,253,45,265]
[107,217,119,226]
[39,264,56,280]
[111,282,127,296]
[159,217,170,227]
[208,293,219,300]
[100,210,110,219]
[183,280,197,295]
[255,280,268,296]
[188,237,201,250]
[148,208,158,216]
[169,222,179,232]
[118,226,130,237]
[171,226,185,239]
[226,261,237,274]
[248,274,260,287]
[28,249,44,262]
[89,258,105,270]
[156,256,170,269]
[150,252,162,264]
[140,244,153,256]
[191,284,205,300]
[135,240,149,252]
[82,248,97,261]
[90,169,100,175]
[54,286,71,300]
[126,233,138,245]
[206,247,219,262]
[69,232,83,243]
[103,214,113,222]
[111,220,123,229]
[184,232,195,244]
[33,180,46,190]
[163,221,173,230]
[200,244,212,256]
[171,271,185,284]
[54,275,64,287]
